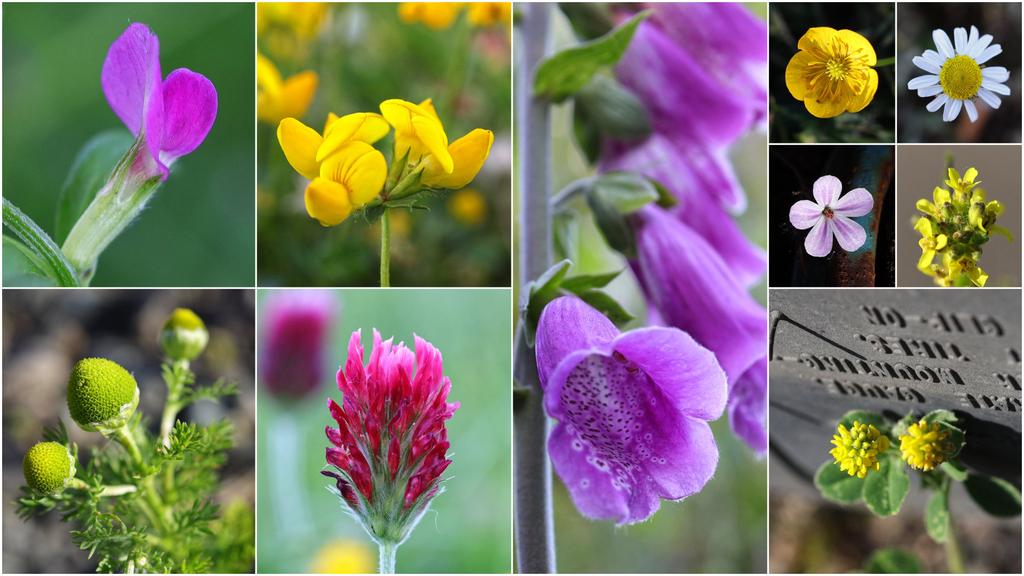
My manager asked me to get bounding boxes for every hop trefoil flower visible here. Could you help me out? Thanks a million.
[830,420,890,478]
[899,419,953,471]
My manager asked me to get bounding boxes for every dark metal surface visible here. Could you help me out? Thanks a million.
[770,289,1022,484]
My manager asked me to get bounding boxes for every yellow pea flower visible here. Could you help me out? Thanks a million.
[830,420,890,479]
[380,99,453,173]
[914,218,947,271]
[448,188,487,226]
[421,128,494,189]
[467,3,512,27]
[305,142,387,226]
[309,539,374,574]
[257,54,319,124]
[899,419,952,472]
[785,27,878,118]
[398,2,464,30]
[277,113,389,180]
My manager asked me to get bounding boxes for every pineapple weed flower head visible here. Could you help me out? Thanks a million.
[261,291,337,400]
[323,329,458,567]
[535,296,728,525]
[788,175,874,257]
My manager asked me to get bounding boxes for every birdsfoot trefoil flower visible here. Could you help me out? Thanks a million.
[789,175,873,257]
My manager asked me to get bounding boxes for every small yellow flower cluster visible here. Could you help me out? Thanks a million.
[398,2,511,30]
[830,421,890,478]
[899,419,952,471]
[914,166,1009,287]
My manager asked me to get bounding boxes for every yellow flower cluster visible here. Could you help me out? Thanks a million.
[898,419,952,471]
[830,421,890,478]
[257,54,318,125]
[277,99,493,226]
[785,27,879,118]
[398,2,511,30]
[257,2,329,39]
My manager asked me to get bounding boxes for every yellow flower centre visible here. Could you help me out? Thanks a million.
[899,420,951,471]
[830,421,890,478]
[939,55,983,100]
[804,37,873,101]
[922,237,937,250]
[826,58,850,81]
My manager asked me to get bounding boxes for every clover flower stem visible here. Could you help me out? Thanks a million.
[514,3,556,572]
[945,484,965,574]
[377,540,398,574]
[380,209,391,287]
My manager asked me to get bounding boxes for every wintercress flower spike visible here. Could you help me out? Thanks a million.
[324,329,459,573]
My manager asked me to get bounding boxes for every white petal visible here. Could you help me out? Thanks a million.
[964,99,978,122]
[944,98,962,122]
[982,66,1010,82]
[918,84,944,97]
[954,27,967,54]
[968,26,979,50]
[922,49,945,68]
[913,55,942,74]
[976,87,1002,109]
[908,75,940,90]
[977,44,1002,64]
[813,175,842,207]
[981,78,1011,95]
[969,34,993,58]
[926,94,948,112]
[933,29,955,58]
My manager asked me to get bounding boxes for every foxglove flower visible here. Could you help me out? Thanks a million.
[535,296,727,525]
[789,175,873,257]
[261,291,337,400]
[907,26,1010,122]
[730,358,767,457]
[324,329,458,566]
[102,23,218,181]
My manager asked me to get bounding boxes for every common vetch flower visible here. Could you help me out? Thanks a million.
[257,54,319,124]
[535,296,727,525]
[785,27,878,118]
[899,419,952,471]
[323,329,459,558]
[907,26,1010,123]
[261,290,336,400]
[789,175,873,257]
[23,441,76,495]
[830,420,890,478]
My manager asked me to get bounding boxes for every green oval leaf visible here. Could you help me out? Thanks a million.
[864,548,922,573]
[55,129,134,244]
[964,473,1022,517]
[925,486,950,543]
[863,455,909,516]
[814,461,865,504]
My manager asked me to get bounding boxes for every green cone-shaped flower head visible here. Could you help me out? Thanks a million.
[23,441,76,495]
[160,307,209,361]
[67,358,139,432]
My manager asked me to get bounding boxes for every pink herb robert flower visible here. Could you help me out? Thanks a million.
[788,175,873,257]
[535,296,727,525]
[102,22,218,181]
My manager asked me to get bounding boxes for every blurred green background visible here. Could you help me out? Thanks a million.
[2,3,255,286]
[257,3,512,287]
[512,4,768,572]
[255,289,512,573]
[769,3,896,143]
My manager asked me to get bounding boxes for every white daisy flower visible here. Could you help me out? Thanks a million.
[907,26,1011,122]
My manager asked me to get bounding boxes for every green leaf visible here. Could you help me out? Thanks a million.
[575,75,651,140]
[3,236,56,286]
[940,461,968,482]
[2,198,80,287]
[533,11,649,102]
[814,461,864,504]
[863,455,909,516]
[964,473,1022,517]
[575,289,633,327]
[838,410,888,432]
[925,485,950,543]
[55,130,134,244]
[586,187,635,258]
[593,172,660,214]
[560,270,622,293]
[864,548,922,573]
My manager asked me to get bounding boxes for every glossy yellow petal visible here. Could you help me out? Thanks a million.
[318,113,390,161]
[918,249,935,271]
[380,99,450,165]
[836,29,877,66]
[320,142,387,207]
[398,2,461,29]
[935,234,947,250]
[916,199,937,216]
[324,112,340,134]
[933,187,951,206]
[419,98,441,122]
[277,118,323,180]
[963,167,978,184]
[972,267,989,287]
[846,68,878,113]
[305,178,353,227]
[784,51,816,100]
[804,93,847,118]
[411,115,452,172]
[467,3,512,27]
[422,129,493,189]
[797,27,838,53]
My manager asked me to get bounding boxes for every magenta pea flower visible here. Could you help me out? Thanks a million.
[102,22,217,181]
[789,175,874,257]
[324,329,459,571]
[260,290,337,400]
[535,296,727,525]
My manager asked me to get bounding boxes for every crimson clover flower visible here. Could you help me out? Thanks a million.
[535,296,727,525]
[323,329,458,563]
[632,206,767,456]
[102,23,217,181]
[260,291,337,400]
[788,175,873,257]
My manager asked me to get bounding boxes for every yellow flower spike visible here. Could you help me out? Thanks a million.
[304,142,387,227]
[422,128,494,189]
[899,419,952,471]
[277,118,324,180]
[785,27,878,118]
[398,2,464,30]
[380,99,453,173]
[829,420,890,478]
[257,54,319,124]
[317,112,390,162]
[467,3,512,27]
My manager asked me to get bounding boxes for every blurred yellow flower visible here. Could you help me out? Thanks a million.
[467,3,512,27]
[258,2,329,39]
[785,27,878,118]
[388,209,413,238]
[258,54,319,124]
[309,539,374,574]
[448,188,488,226]
[398,2,463,30]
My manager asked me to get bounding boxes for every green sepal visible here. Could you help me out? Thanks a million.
[522,260,572,346]
[586,186,635,258]
[964,473,1022,517]
[559,270,622,293]
[574,289,633,327]
[814,461,864,504]
[55,129,134,244]
[862,454,909,516]
[575,75,651,141]
[592,172,660,214]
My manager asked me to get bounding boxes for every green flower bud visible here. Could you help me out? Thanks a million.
[67,358,139,432]
[23,441,75,495]
[160,308,209,361]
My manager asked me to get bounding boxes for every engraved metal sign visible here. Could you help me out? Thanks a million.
[769,289,1021,483]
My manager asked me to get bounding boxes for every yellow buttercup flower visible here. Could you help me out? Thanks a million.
[257,54,319,124]
[277,113,389,180]
[398,2,463,30]
[309,539,374,574]
[899,419,952,471]
[305,142,387,226]
[448,188,487,226]
[785,27,879,118]
[830,420,890,478]
[915,218,948,272]
[467,3,512,27]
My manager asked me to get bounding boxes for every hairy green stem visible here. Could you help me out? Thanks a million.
[380,209,391,287]
[114,425,171,533]
[377,540,398,574]
[946,497,965,573]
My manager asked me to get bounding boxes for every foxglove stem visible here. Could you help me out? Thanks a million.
[61,138,162,284]
[514,3,556,573]
[377,540,398,574]
[380,209,391,287]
